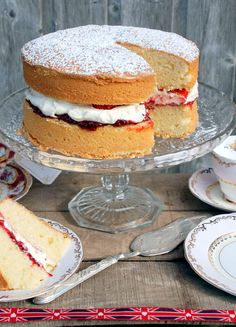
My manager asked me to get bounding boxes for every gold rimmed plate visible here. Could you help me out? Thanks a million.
[189,168,236,211]
[184,214,236,296]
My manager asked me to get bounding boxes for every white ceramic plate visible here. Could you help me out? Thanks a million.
[184,213,236,296]
[189,168,236,212]
[0,218,83,302]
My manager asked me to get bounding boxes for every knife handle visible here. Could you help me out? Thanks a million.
[33,255,120,305]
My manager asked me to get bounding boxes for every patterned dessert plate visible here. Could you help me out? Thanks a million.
[189,168,236,211]
[0,163,32,201]
[0,218,83,302]
[184,214,236,296]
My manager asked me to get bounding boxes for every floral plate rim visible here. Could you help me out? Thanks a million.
[0,162,33,201]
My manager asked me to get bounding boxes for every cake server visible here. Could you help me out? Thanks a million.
[33,214,210,304]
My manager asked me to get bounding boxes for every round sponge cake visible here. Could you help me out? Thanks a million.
[21,25,199,159]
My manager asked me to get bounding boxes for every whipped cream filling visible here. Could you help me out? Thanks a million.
[0,213,54,273]
[147,81,198,106]
[184,82,198,103]
[25,89,147,124]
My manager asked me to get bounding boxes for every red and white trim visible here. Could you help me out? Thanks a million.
[0,307,235,323]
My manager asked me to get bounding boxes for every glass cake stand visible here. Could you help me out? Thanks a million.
[0,83,235,233]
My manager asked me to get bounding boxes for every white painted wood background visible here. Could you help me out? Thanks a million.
[0,0,235,172]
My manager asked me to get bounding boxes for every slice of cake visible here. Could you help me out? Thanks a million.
[122,33,199,138]
[144,87,198,138]
[144,83,198,138]
[0,198,72,290]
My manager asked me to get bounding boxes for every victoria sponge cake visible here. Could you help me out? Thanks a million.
[21,25,199,159]
[0,198,71,290]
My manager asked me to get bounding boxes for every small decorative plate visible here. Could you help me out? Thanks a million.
[189,168,236,211]
[0,218,83,302]
[0,143,14,169]
[0,163,32,201]
[184,213,236,296]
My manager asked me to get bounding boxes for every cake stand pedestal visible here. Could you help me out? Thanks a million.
[0,83,235,233]
[69,174,163,233]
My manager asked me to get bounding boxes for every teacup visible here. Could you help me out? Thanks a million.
[0,143,14,176]
[212,136,236,203]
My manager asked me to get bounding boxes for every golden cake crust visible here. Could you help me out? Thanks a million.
[22,25,199,105]
[23,101,154,159]
[23,61,155,106]
[0,272,9,291]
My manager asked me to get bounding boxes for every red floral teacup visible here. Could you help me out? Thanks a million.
[0,143,15,175]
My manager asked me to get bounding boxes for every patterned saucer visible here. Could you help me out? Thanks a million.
[189,168,236,212]
[0,163,32,201]
[184,213,236,296]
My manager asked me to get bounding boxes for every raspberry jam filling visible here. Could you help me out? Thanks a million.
[92,104,117,110]
[0,212,52,276]
[28,101,150,131]
[144,88,190,109]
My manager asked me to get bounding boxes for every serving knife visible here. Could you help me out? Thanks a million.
[33,214,210,304]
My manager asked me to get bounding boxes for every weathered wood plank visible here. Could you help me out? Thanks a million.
[171,0,187,36]
[120,0,173,30]
[0,0,42,99]
[32,210,213,261]
[108,0,121,25]
[5,261,236,318]
[19,172,214,212]
[51,0,107,29]
[41,0,63,34]
[177,153,212,174]
[186,0,236,100]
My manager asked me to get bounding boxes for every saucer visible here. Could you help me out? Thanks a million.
[0,218,83,302]
[189,168,236,212]
[0,163,32,201]
[184,213,236,296]
[0,143,14,169]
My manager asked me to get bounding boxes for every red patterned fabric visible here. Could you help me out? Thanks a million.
[0,307,235,323]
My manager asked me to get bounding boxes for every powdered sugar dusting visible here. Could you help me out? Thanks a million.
[22,25,199,76]
[116,26,199,61]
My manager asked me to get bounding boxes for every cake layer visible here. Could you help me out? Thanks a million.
[23,100,154,159]
[22,25,199,105]
[0,212,53,273]
[149,101,198,138]
[0,228,48,290]
[23,61,155,106]
[0,198,71,267]
[122,43,198,91]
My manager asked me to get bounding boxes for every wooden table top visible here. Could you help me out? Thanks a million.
[2,171,236,326]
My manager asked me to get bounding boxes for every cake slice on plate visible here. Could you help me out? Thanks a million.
[0,198,72,290]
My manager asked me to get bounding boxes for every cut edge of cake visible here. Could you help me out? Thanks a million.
[0,198,72,290]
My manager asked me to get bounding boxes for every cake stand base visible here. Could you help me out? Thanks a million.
[68,174,163,233]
